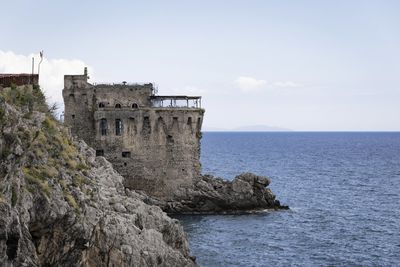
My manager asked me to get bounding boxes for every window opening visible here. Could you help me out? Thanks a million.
[100,118,107,135]
[122,151,131,158]
[115,119,123,135]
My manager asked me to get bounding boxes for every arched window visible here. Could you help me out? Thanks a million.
[99,102,105,108]
[115,103,122,108]
[132,103,138,109]
[115,119,123,136]
[100,118,107,136]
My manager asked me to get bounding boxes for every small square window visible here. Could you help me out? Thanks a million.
[96,149,104,156]
[122,151,131,158]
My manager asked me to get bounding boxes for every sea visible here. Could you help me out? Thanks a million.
[176,132,400,267]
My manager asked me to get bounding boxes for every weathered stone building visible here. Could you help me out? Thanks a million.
[63,69,204,199]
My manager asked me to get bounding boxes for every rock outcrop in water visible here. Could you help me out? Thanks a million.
[0,85,196,266]
[140,173,288,214]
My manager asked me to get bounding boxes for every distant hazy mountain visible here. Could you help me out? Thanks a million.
[203,125,292,132]
[202,126,228,131]
[232,125,292,132]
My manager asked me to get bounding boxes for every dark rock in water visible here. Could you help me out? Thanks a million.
[142,172,288,214]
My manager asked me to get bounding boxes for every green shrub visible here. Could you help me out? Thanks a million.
[23,167,51,197]
[72,174,91,188]
[76,162,89,171]
[0,105,5,125]
[11,185,18,207]
[42,116,58,135]
[0,85,47,113]
[67,159,78,169]
[65,193,79,212]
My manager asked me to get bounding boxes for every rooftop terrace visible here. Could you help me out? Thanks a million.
[151,95,202,108]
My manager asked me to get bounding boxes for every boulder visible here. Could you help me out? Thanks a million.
[149,173,287,214]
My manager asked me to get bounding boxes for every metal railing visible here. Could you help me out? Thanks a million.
[92,82,154,87]
[151,96,202,108]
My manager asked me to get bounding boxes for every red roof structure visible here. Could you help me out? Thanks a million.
[0,74,39,88]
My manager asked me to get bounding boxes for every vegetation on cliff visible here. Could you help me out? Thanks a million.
[0,85,196,266]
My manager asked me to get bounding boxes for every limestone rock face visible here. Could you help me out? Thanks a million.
[0,87,196,266]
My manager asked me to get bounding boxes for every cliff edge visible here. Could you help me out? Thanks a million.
[0,85,196,266]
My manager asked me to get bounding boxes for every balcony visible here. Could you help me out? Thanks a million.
[150,95,202,108]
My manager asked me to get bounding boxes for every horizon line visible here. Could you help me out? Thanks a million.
[202,130,400,133]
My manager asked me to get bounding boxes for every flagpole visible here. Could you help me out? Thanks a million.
[38,50,44,85]
[31,57,34,85]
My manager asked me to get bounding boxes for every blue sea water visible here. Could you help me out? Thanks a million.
[177,132,400,267]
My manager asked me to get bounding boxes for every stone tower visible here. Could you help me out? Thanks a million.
[63,70,204,199]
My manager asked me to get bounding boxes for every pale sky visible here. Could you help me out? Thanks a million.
[1,0,399,131]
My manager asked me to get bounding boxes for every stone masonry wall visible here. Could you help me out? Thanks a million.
[63,75,94,143]
[93,108,203,199]
[63,74,204,200]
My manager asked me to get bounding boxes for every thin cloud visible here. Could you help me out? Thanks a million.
[235,76,267,92]
[0,50,93,110]
[235,76,302,92]
[273,81,302,88]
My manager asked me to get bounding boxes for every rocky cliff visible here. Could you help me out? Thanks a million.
[0,85,196,266]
